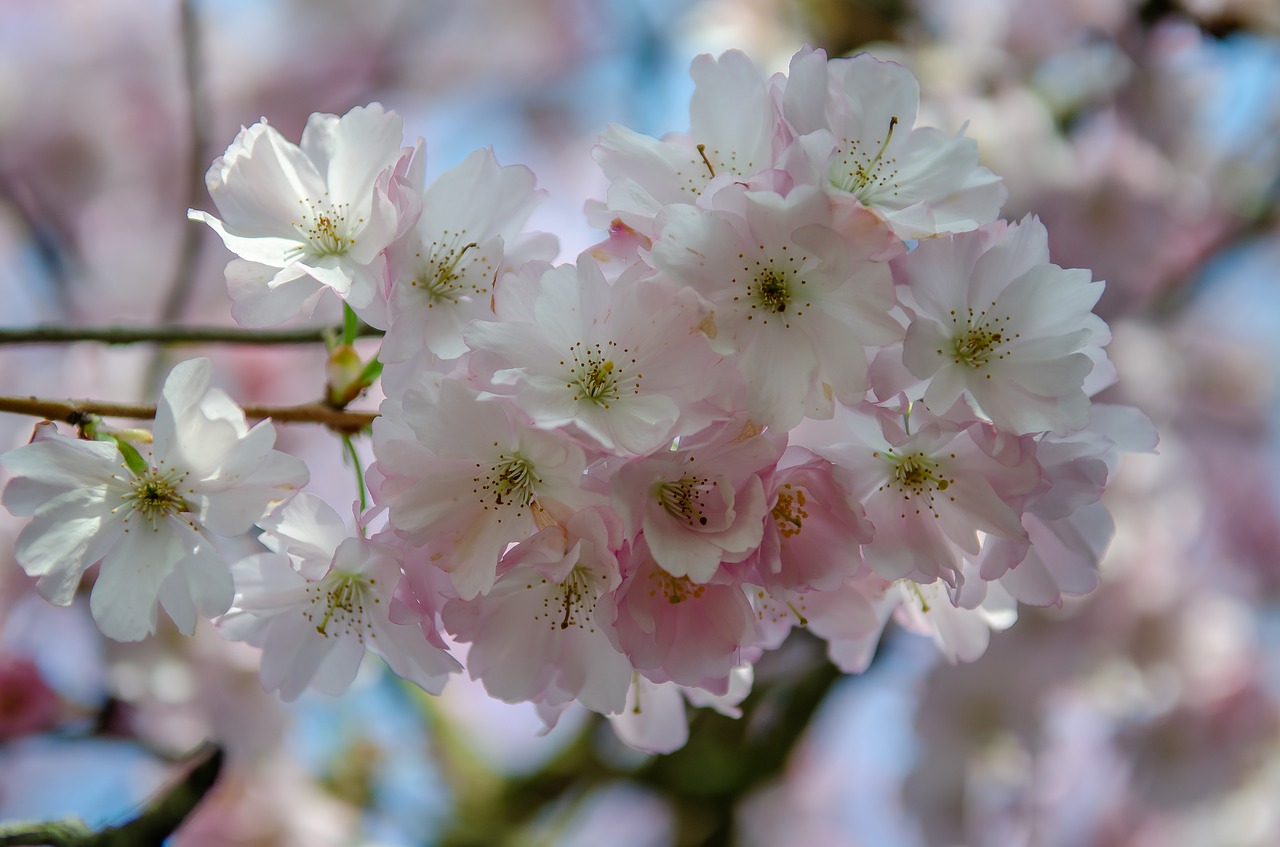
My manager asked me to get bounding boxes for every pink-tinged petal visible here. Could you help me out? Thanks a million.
[316,103,404,203]
[369,620,459,696]
[225,260,326,327]
[608,677,689,755]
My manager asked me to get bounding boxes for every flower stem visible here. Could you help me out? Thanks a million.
[343,434,369,518]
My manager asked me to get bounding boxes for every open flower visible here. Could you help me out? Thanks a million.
[188,103,410,324]
[782,47,1006,239]
[0,359,308,641]
[219,493,460,700]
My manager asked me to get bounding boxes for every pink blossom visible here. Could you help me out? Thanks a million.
[781,46,1006,239]
[817,402,1040,587]
[601,536,757,694]
[371,378,601,599]
[441,508,632,715]
[609,419,780,584]
[896,216,1109,435]
[0,654,60,739]
[649,184,900,429]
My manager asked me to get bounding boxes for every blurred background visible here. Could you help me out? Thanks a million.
[1,0,1280,845]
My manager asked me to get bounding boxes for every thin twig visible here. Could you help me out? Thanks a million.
[0,395,376,433]
[0,324,382,346]
[158,0,210,326]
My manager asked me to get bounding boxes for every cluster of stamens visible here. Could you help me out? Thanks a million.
[940,303,1019,374]
[646,568,706,605]
[410,233,490,307]
[674,142,754,197]
[562,339,641,408]
[304,572,378,640]
[772,483,809,540]
[656,474,713,527]
[116,465,190,529]
[730,246,811,328]
[753,588,810,627]
[873,449,956,519]
[289,194,359,260]
[474,448,540,518]
[530,567,598,632]
[832,116,901,201]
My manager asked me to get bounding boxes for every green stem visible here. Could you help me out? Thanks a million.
[344,434,369,518]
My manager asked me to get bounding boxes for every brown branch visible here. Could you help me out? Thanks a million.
[0,324,383,346]
[0,395,377,434]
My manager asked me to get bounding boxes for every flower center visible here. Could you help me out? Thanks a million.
[305,572,377,640]
[646,568,706,605]
[772,483,808,539]
[831,116,900,201]
[119,466,189,527]
[564,339,642,409]
[656,475,712,527]
[736,253,812,329]
[756,269,790,314]
[290,198,357,260]
[474,451,541,514]
[529,566,600,632]
[411,238,482,307]
[873,449,956,519]
[943,305,1017,371]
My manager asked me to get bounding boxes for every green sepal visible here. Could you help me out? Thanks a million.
[357,356,383,387]
[114,436,150,476]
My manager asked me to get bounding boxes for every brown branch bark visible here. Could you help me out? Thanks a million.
[0,395,376,433]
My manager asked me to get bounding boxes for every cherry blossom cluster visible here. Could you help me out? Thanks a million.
[0,45,1154,753]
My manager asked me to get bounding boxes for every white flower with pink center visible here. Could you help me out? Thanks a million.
[465,257,730,457]
[0,359,307,641]
[650,185,900,429]
[782,46,1006,239]
[818,402,1040,587]
[371,378,602,600]
[896,216,1109,435]
[220,494,459,700]
[189,104,411,324]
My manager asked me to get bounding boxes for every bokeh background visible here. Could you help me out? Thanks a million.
[2,1,1280,845]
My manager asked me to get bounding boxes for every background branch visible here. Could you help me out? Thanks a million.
[0,395,376,433]
[0,324,383,346]
[0,743,223,847]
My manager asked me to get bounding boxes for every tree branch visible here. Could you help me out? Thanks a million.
[0,395,377,433]
[0,324,383,346]
[0,743,223,847]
